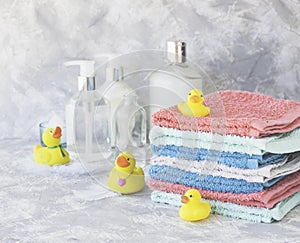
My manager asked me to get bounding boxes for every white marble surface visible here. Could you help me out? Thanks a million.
[1,1,300,241]
[1,139,300,242]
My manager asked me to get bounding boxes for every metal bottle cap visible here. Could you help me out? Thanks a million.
[78,76,96,91]
[106,67,124,82]
[167,40,186,63]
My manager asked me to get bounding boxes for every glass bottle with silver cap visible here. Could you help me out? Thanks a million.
[148,40,203,125]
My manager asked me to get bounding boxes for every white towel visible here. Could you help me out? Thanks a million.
[150,153,300,183]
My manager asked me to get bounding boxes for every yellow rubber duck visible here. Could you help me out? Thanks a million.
[34,126,70,166]
[107,151,145,194]
[178,89,210,117]
[179,189,211,222]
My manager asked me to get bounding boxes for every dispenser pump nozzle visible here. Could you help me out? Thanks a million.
[64,60,96,91]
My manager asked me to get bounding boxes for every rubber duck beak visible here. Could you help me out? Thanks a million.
[181,195,189,204]
[117,156,130,168]
[190,95,201,103]
[53,126,62,139]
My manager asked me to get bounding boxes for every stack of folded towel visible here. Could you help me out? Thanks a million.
[148,90,300,223]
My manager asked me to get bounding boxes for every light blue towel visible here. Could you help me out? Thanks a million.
[149,165,285,194]
[151,190,300,223]
[151,144,287,169]
[150,125,300,155]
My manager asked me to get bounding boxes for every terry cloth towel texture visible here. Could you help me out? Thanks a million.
[151,145,287,169]
[149,165,284,194]
[149,126,300,155]
[151,190,300,223]
[148,170,300,208]
[150,153,300,183]
[152,90,300,138]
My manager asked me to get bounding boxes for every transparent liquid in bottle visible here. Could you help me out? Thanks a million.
[66,90,111,161]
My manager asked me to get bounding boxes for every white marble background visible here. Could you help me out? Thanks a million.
[1,0,300,140]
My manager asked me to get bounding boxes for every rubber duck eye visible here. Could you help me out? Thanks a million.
[127,158,130,161]
[49,131,53,134]
[189,195,193,198]
[188,93,191,96]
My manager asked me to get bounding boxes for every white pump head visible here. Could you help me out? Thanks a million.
[64,60,96,91]
[64,60,95,77]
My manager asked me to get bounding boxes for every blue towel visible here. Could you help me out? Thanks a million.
[151,144,287,169]
[149,165,285,194]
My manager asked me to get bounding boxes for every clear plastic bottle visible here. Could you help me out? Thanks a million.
[103,67,134,148]
[65,60,111,161]
[114,93,146,152]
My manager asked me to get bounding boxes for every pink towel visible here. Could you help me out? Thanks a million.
[147,170,300,208]
[152,90,300,138]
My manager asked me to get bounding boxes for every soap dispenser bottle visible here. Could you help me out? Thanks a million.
[65,60,111,161]
[114,93,146,152]
[148,40,203,117]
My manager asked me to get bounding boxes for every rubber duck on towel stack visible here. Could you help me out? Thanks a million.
[148,89,300,223]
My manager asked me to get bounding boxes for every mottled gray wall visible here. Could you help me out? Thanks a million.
[1,0,300,139]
